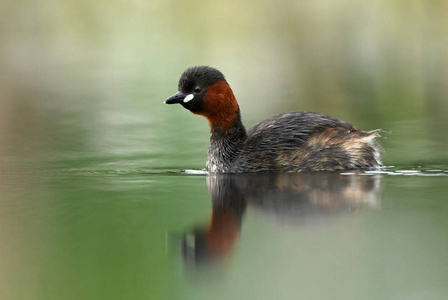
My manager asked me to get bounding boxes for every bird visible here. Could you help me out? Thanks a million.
[165,66,383,173]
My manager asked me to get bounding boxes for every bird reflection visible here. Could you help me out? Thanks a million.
[181,172,381,265]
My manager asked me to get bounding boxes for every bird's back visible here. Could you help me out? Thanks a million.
[235,112,382,172]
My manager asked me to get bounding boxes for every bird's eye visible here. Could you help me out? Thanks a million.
[194,86,201,93]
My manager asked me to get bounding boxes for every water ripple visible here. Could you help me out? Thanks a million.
[342,166,448,177]
[44,166,448,177]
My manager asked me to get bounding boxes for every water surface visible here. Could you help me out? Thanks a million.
[1,163,447,300]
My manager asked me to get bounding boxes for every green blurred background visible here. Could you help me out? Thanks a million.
[1,1,448,300]
[1,0,448,169]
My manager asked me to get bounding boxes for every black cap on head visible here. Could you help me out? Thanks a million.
[165,66,227,112]
[178,66,226,93]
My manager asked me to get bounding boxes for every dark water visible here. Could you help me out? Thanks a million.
[2,0,448,299]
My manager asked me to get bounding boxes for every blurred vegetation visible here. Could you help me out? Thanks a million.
[0,0,447,167]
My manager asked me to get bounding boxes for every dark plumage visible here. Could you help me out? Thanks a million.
[165,66,383,173]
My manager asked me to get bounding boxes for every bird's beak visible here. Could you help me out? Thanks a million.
[164,91,188,104]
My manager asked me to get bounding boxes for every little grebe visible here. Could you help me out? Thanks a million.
[165,66,382,173]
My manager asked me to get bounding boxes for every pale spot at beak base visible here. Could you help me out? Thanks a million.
[183,94,194,103]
